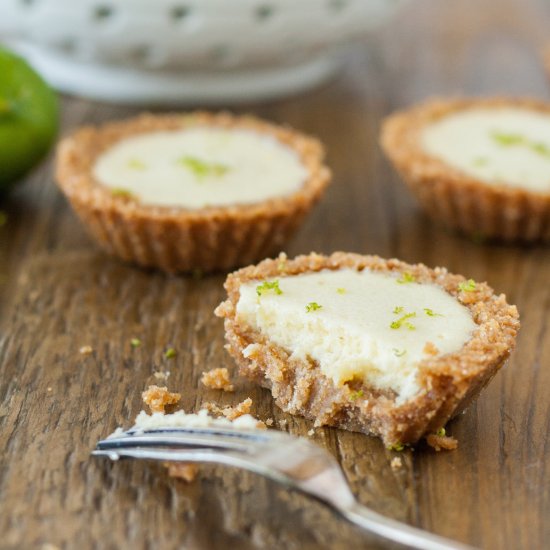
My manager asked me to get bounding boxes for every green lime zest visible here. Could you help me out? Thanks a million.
[397,272,416,284]
[393,306,404,314]
[127,158,146,170]
[388,443,405,452]
[336,287,346,294]
[350,389,364,400]
[424,308,443,317]
[111,188,135,199]
[178,155,230,180]
[164,348,177,359]
[256,280,282,297]
[306,302,322,313]
[0,211,7,226]
[491,131,550,159]
[130,338,141,348]
[458,279,476,292]
[390,311,416,330]
[472,157,488,167]
[436,427,446,437]
[393,348,406,357]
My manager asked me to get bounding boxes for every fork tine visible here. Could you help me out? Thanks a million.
[98,433,251,452]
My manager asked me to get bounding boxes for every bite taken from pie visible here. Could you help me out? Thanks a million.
[55,112,331,273]
[381,97,550,242]
[215,252,519,447]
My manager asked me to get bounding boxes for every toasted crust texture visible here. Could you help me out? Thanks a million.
[215,252,520,446]
[55,112,331,273]
[381,97,550,242]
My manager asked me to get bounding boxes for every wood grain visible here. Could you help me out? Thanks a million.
[1,1,549,548]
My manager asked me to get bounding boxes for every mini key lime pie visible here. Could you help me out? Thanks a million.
[56,113,330,272]
[215,252,519,446]
[381,98,550,242]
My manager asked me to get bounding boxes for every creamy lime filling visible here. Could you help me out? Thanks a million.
[93,127,308,208]
[236,269,476,403]
[421,107,550,192]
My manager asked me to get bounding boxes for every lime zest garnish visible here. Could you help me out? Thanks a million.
[491,131,550,159]
[127,158,146,170]
[130,338,141,348]
[164,348,177,359]
[390,312,416,330]
[436,427,446,437]
[350,389,364,400]
[393,306,404,314]
[473,157,488,167]
[388,443,405,452]
[305,302,322,313]
[424,308,443,317]
[111,188,135,199]
[256,280,282,297]
[336,287,346,294]
[393,348,407,357]
[458,279,476,292]
[397,272,416,284]
[177,155,230,180]
[0,211,7,227]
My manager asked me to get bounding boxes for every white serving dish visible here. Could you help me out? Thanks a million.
[1,0,407,105]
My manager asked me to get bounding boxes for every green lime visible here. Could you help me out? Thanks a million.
[0,47,58,193]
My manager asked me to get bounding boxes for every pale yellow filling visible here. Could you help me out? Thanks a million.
[93,127,308,208]
[421,107,550,192]
[236,269,476,403]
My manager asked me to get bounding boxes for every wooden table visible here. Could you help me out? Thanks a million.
[1,0,549,548]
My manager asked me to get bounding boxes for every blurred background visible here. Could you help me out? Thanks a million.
[2,0,549,108]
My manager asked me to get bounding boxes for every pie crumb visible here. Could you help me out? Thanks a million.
[423,341,439,356]
[203,397,263,424]
[164,462,199,482]
[391,457,403,470]
[426,433,458,451]
[201,367,235,392]
[142,385,181,413]
[265,418,274,426]
[307,429,315,436]
[79,345,93,355]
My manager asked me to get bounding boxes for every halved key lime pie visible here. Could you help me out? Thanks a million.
[381,97,550,242]
[56,113,330,272]
[215,252,519,446]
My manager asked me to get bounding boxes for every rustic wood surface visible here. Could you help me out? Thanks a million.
[1,0,549,548]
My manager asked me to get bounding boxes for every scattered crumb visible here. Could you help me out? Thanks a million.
[201,367,235,392]
[47,387,52,392]
[223,398,253,421]
[307,429,315,436]
[203,398,259,423]
[426,433,458,451]
[391,457,403,470]
[164,462,199,482]
[41,544,60,550]
[153,371,170,382]
[142,385,181,413]
[423,341,439,356]
[279,419,288,428]
[79,345,93,355]
[265,418,274,426]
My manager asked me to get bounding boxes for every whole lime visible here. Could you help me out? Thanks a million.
[0,47,58,193]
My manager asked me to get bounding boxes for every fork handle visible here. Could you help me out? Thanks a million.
[341,502,475,550]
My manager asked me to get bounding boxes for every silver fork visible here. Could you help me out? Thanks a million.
[93,425,474,550]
